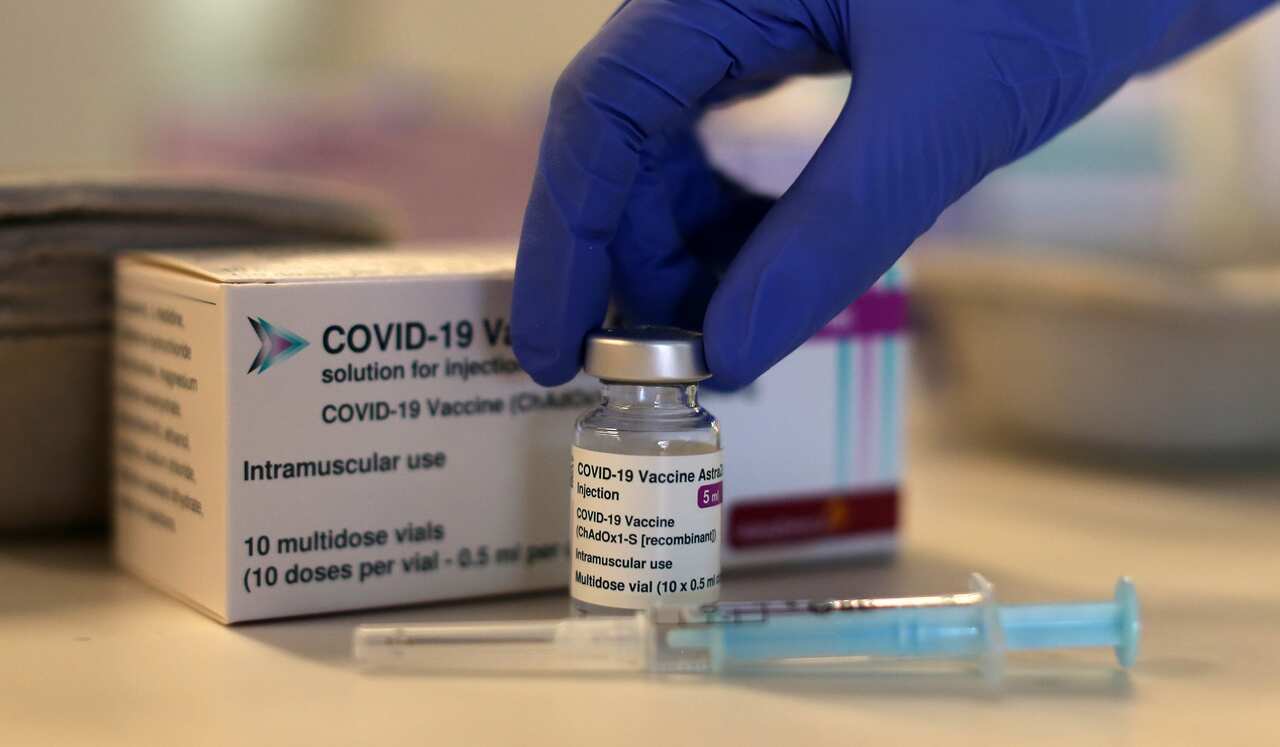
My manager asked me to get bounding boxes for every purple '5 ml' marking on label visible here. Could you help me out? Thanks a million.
[698,481,723,509]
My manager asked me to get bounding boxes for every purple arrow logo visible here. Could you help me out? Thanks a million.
[246,317,309,374]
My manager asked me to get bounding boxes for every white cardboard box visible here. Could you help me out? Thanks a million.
[113,246,903,622]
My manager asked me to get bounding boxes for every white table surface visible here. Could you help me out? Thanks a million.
[3,425,1278,745]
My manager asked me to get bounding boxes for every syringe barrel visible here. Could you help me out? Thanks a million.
[664,606,989,664]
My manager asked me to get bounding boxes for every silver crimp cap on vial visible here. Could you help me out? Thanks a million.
[583,327,711,384]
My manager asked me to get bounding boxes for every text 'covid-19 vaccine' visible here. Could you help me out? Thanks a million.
[570,327,723,616]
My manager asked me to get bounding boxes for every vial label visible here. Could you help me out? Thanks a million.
[570,446,723,610]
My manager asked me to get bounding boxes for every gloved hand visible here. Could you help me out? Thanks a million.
[513,0,1273,387]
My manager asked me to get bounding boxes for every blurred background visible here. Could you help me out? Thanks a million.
[2,0,615,239]
[5,0,1280,253]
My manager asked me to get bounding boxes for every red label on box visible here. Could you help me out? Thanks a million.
[728,489,898,549]
[814,290,908,339]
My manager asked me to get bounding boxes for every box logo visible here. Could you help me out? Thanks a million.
[246,317,309,374]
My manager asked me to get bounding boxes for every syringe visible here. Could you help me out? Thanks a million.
[353,574,1139,684]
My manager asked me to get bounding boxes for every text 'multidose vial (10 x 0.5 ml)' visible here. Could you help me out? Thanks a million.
[570,327,724,616]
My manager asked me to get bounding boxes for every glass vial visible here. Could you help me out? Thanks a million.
[570,327,723,616]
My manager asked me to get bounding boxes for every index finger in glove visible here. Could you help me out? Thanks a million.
[512,0,821,385]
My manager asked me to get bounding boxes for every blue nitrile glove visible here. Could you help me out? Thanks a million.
[513,0,1274,388]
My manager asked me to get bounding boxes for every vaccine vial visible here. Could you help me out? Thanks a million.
[570,327,724,616]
